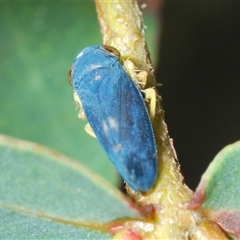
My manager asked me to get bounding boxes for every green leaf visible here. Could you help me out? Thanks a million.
[0,134,141,239]
[192,141,240,239]
[201,142,240,209]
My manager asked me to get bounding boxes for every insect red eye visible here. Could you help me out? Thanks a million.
[68,67,73,86]
[102,45,120,58]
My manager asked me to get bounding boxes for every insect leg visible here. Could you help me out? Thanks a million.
[123,59,156,122]
[123,59,147,88]
[142,88,157,122]
[74,91,96,138]
[84,123,97,138]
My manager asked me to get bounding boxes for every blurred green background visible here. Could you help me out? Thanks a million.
[0,2,158,187]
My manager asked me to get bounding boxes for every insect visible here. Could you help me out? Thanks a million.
[68,45,157,192]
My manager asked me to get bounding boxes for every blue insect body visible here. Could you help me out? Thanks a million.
[69,45,157,192]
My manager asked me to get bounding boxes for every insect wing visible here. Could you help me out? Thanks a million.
[109,64,157,192]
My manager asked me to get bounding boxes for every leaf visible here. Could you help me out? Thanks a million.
[0,134,141,239]
[191,141,240,238]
